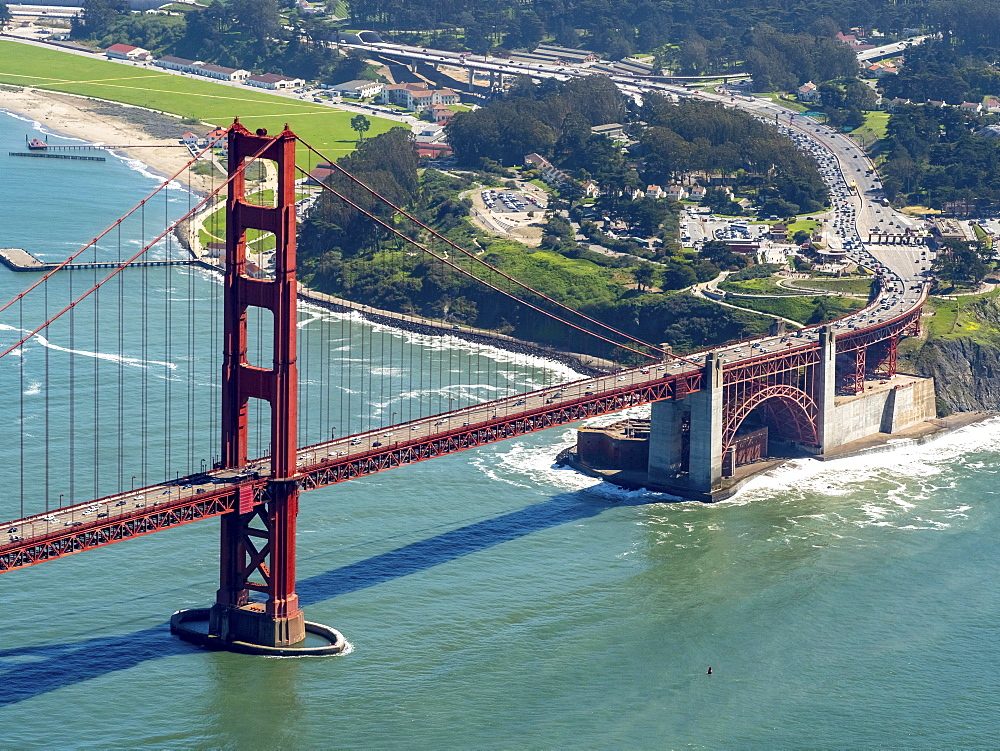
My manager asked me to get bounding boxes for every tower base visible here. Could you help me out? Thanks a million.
[170,608,347,656]
[210,602,306,646]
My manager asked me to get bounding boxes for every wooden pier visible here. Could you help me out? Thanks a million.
[0,248,193,272]
[9,151,106,162]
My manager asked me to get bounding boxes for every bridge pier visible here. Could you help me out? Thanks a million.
[816,325,837,451]
[647,353,723,496]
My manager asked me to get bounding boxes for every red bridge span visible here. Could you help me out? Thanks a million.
[0,123,926,653]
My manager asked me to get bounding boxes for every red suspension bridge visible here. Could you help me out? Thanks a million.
[0,121,925,653]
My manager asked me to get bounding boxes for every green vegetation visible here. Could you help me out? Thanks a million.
[849,111,889,151]
[718,277,802,296]
[883,37,1000,105]
[0,41,397,160]
[920,290,1000,343]
[728,294,866,324]
[785,276,875,295]
[296,129,773,355]
[932,238,993,291]
[879,102,1000,208]
[760,93,808,113]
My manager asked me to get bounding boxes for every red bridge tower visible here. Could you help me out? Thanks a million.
[172,122,343,655]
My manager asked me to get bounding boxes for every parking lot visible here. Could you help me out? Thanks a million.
[480,189,546,214]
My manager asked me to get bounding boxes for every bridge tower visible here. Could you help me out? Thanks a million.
[206,122,307,647]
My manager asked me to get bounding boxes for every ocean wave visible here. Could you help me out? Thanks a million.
[0,323,177,371]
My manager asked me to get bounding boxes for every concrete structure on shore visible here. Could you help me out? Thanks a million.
[574,327,938,501]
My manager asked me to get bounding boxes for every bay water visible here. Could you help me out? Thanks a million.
[0,110,998,749]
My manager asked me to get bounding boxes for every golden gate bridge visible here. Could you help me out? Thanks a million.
[0,121,921,654]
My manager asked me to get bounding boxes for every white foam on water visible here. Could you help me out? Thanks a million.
[118,156,189,193]
[294,302,583,383]
[23,382,41,396]
[0,324,177,372]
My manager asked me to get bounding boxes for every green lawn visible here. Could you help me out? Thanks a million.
[719,277,804,296]
[785,276,875,295]
[729,295,866,324]
[785,219,820,235]
[0,41,398,163]
[849,111,889,151]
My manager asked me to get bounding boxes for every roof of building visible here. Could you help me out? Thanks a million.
[334,79,381,89]
[158,55,199,66]
[197,63,242,75]
[307,163,336,182]
[248,73,299,83]
[107,43,144,54]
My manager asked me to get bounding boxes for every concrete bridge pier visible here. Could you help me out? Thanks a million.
[647,353,723,497]
[815,324,837,452]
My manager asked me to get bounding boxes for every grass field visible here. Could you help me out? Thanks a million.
[729,294,866,324]
[849,111,889,151]
[921,290,1000,343]
[759,92,809,113]
[718,277,804,296]
[0,41,398,162]
[785,276,875,295]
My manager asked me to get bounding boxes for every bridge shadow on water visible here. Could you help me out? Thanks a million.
[0,488,650,707]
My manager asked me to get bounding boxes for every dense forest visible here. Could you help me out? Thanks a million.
[638,95,828,216]
[882,39,1000,105]
[880,104,1000,209]
[446,79,828,219]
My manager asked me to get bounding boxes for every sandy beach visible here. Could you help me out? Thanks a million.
[2,87,219,193]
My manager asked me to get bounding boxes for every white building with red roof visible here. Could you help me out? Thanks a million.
[105,43,152,61]
[246,73,304,90]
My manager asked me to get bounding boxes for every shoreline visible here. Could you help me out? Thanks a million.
[1,87,216,193]
[558,410,998,502]
[3,97,612,376]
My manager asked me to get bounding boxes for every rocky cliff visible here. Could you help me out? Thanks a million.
[907,296,1000,413]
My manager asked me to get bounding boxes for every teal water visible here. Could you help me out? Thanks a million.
[1,111,999,748]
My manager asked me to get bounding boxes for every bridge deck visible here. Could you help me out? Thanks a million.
[0,294,925,573]
[0,365,702,572]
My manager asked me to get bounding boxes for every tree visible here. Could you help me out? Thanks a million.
[632,262,656,292]
[933,239,990,286]
[0,1,11,27]
[74,0,121,37]
[350,114,370,143]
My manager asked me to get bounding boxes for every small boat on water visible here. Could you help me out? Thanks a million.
[26,138,47,150]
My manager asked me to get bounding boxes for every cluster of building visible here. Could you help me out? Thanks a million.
[327,80,460,121]
[834,30,878,53]
[104,44,304,90]
[525,152,735,206]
